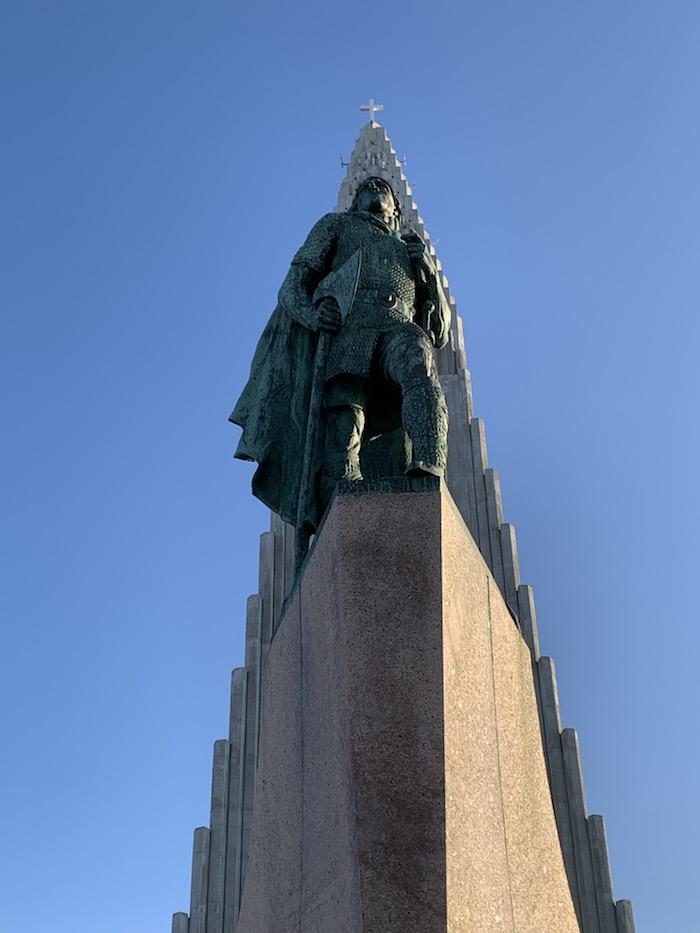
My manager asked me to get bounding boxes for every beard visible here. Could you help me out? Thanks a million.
[367,194,388,213]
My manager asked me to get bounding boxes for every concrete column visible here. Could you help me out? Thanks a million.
[517,584,541,659]
[561,728,600,933]
[171,912,189,933]
[189,827,210,933]
[244,595,263,760]
[588,814,617,933]
[240,594,263,893]
[270,512,287,632]
[441,373,474,531]
[435,341,455,375]
[615,899,636,932]
[516,585,545,762]
[469,418,492,565]
[228,667,246,747]
[224,669,248,930]
[257,532,275,650]
[206,739,231,933]
[454,315,470,379]
[537,658,580,923]
[456,369,477,532]
[499,522,521,618]
[282,518,296,614]
[484,468,506,595]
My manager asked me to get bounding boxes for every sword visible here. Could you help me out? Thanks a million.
[294,251,362,570]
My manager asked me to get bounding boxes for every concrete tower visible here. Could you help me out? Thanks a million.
[170,115,635,933]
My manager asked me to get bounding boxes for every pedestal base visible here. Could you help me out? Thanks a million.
[236,482,580,932]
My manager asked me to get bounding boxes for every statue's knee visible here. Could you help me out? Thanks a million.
[325,375,368,411]
[386,332,436,388]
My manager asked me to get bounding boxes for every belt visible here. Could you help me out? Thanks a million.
[354,287,410,312]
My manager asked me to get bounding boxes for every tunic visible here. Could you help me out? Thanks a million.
[289,211,419,380]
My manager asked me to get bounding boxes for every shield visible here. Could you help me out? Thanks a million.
[312,250,362,322]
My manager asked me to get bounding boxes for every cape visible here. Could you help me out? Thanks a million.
[229,304,323,529]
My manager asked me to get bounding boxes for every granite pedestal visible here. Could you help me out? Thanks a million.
[236,481,580,932]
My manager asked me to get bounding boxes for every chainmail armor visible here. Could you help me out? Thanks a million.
[401,377,448,472]
[291,211,419,380]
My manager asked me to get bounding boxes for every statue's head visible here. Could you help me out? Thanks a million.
[350,176,403,230]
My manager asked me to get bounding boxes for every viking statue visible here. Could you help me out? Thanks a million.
[230,176,450,550]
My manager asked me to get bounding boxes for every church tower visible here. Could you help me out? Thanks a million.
[170,110,635,933]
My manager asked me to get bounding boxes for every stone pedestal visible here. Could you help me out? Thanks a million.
[236,481,580,932]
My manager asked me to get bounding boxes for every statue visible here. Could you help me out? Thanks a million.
[230,176,450,561]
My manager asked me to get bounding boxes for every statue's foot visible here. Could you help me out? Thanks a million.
[320,467,364,510]
[405,461,444,478]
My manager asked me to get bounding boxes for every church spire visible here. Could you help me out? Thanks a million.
[336,117,422,234]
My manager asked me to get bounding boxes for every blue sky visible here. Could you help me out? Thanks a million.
[2,2,698,930]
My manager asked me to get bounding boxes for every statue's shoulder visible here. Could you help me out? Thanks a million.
[312,211,342,230]
[302,211,344,243]
[335,210,360,225]
[293,212,341,268]
[308,211,362,234]
[329,210,374,238]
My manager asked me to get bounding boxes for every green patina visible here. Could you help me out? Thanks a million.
[230,177,451,547]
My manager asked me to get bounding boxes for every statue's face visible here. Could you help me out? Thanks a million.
[355,178,396,218]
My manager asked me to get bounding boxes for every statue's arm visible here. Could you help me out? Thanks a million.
[278,214,338,331]
[404,233,451,349]
[278,264,323,330]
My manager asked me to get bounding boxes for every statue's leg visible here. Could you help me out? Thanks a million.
[321,376,368,507]
[378,327,448,477]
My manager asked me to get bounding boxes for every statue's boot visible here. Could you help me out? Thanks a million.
[321,403,366,507]
[402,376,448,477]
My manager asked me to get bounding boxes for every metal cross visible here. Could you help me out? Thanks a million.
[360,98,384,124]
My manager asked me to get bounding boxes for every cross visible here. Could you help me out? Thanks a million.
[360,98,384,125]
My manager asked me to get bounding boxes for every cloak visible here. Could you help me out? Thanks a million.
[229,304,323,528]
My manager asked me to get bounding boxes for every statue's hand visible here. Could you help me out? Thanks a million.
[404,232,435,271]
[315,297,342,332]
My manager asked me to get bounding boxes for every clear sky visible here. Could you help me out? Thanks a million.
[2,2,698,931]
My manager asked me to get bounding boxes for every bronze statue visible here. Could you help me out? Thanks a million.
[230,176,450,559]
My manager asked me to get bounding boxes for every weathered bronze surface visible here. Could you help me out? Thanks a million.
[230,177,451,539]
